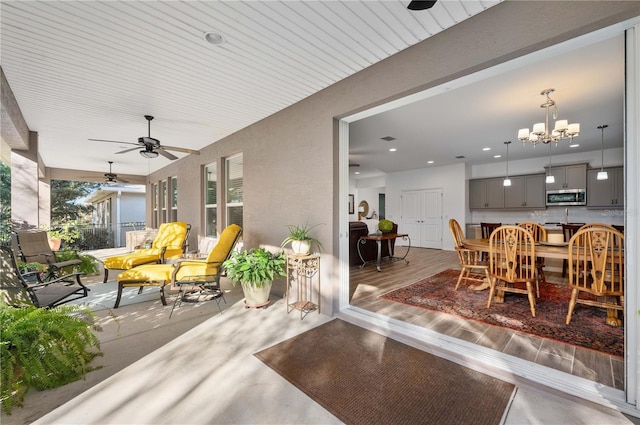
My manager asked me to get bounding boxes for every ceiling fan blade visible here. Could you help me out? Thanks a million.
[89,138,138,146]
[407,0,437,10]
[115,147,141,155]
[156,148,179,160]
[160,145,200,155]
[116,177,130,183]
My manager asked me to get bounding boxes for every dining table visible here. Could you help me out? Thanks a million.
[463,237,624,327]
[461,238,570,292]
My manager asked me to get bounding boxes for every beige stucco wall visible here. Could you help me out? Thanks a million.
[147,1,640,315]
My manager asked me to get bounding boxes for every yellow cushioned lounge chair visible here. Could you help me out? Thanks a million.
[114,224,242,309]
[103,222,190,283]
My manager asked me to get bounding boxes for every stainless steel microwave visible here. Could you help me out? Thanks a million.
[546,189,586,206]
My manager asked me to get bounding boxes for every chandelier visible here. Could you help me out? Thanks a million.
[517,88,580,146]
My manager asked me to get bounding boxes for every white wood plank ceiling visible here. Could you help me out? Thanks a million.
[1,0,500,176]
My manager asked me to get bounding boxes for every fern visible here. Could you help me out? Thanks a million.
[0,303,102,414]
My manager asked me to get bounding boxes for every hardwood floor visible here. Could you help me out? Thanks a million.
[349,247,624,390]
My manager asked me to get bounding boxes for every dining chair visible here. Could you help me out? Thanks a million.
[517,222,547,297]
[487,225,537,317]
[578,223,617,231]
[480,222,501,261]
[561,223,583,278]
[566,227,624,326]
[448,219,490,291]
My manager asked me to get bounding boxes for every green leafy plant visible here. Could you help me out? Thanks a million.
[55,251,100,276]
[280,221,324,252]
[222,248,286,288]
[0,303,102,414]
[41,222,81,247]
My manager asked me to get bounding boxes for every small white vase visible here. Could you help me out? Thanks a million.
[291,240,311,256]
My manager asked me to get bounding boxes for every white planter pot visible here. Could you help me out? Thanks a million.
[291,240,311,255]
[241,281,273,307]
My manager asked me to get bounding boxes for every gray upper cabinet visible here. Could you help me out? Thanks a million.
[546,164,587,190]
[587,167,624,208]
[469,178,504,209]
[504,174,546,209]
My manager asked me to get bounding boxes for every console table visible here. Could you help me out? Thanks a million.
[285,254,320,319]
[357,233,411,272]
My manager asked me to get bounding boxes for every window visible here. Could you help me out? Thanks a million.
[152,183,159,228]
[160,180,167,223]
[226,153,243,228]
[204,162,217,237]
[170,176,178,222]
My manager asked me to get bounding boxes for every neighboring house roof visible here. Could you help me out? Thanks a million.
[85,185,146,204]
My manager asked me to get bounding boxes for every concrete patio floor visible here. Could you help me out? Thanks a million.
[2,259,639,424]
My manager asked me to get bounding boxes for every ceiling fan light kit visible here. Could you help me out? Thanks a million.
[518,88,580,147]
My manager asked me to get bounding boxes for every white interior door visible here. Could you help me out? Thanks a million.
[400,189,442,249]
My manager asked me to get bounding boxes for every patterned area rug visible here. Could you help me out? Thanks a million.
[256,319,515,425]
[381,269,623,357]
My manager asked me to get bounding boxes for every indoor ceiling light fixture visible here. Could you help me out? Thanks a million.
[597,124,609,180]
[503,141,511,187]
[518,88,580,146]
[546,144,555,184]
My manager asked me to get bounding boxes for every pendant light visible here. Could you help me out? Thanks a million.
[546,144,555,184]
[503,141,512,187]
[597,125,608,180]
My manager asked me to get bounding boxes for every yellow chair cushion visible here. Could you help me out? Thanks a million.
[117,264,174,285]
[116,224,242,285]
[104,222,189,271]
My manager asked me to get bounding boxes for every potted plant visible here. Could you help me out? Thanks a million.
[281,222,324,256]
[222,248,286,308]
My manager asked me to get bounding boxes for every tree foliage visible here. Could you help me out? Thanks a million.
[50,180,101,224]
[0,163,11,244]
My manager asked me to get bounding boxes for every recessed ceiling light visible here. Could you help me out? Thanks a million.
[482,147,491,151]
[204,31,226,46]
[427,160,434,164]
[494,154,502,158]
[569,144,580,148]
[355,171,360,175]
[389,148,397,152]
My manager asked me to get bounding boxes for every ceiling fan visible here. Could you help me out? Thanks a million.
[103,161,127,184]
[89,115,200,160]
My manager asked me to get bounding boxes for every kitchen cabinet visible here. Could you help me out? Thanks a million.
[587,167,624,208]
[546,164,587,190]
[504,174,546,209]
[469,178,504,209]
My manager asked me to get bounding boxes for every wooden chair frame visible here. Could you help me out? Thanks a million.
[566,227,624,326]
[487,225,537,317]
[448,219,490,290]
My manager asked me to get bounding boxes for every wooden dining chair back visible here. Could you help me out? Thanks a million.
[578,223,617,231]
[517,222,547,296]
[448,219,490,291]
[487,225,537,317]
[566,227,624,326]
[561,223,583,277]
[480,222,501,261]
[480,222,502,239]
